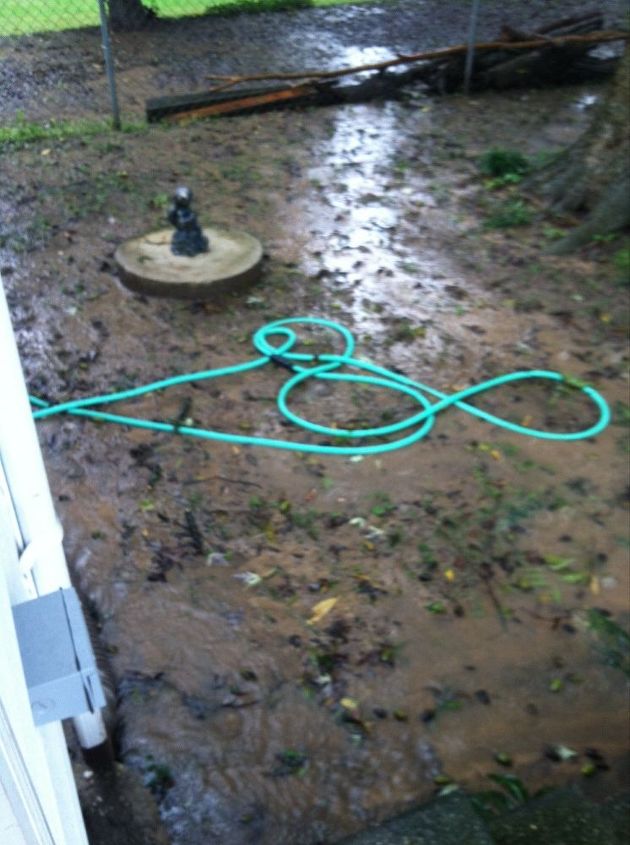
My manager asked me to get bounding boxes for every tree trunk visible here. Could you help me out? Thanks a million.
[536,47,630,253]
[107,0,155,31]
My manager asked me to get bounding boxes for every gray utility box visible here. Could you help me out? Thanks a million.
[12,588,106,726]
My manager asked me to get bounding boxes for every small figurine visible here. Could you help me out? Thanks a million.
[167,186,209,257]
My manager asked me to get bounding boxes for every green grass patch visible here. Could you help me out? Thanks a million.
[479,147,531,189]
[484,199,533,229]
[0,114,145,151]
[479,148,530,179]
[1,0,99,35]
[0,0,379,37]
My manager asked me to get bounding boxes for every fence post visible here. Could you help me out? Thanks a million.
[464,0,482,94]
[97,0,122,129]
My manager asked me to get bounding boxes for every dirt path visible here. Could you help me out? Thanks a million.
[1,12,628,844]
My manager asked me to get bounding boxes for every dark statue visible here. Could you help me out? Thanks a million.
[167,186,209,257]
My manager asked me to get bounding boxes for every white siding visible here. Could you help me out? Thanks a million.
[0,780,29,845]
[0,491,87,845]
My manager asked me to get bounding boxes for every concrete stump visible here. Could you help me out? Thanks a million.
[114,227,263,300]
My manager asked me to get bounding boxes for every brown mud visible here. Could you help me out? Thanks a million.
[1,38,628,845]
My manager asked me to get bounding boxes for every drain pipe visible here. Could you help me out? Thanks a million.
[0,276,108,752]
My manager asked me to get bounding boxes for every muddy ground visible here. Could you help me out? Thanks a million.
[0,0,625,123]
[1,5,629,845]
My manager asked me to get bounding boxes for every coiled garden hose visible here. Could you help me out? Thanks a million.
[30,317,610,455]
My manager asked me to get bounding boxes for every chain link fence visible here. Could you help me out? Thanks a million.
[0,1,625,127]
[0,0,235,124]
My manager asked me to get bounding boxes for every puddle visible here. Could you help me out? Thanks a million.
[573,92,600,111]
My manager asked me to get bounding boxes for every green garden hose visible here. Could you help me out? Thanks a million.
[30,317,610,455]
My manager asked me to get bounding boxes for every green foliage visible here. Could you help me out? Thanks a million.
[271,749,308,777]
[143,758,175,798]
[587,609,630,677]
[471,772,530,821]
[370,492,396,517]
[613,244,630,284]
[479,148,530,186]
[484,199,533,229]
[542,225,566,241]
[612,401,630,427]
[388,320,426,343]
[479,148,530,178]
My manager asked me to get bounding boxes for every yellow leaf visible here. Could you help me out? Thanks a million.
[341,697,359,710]
[444,568,456,582]
[590,575,600,595]
[490,449,502,461]
[599,313,611,323]
[308,597,338,625]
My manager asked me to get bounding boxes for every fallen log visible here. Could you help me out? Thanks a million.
[150,62,442,123]
[149,83,318,122]
[146,19,628,122]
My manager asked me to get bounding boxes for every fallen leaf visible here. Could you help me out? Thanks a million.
[308,597,338,625]
[552,744,578,761]
[233,571,262,588]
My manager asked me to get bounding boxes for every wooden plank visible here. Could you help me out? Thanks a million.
[162,84,317,123]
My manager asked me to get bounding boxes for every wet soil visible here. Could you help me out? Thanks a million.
[1,5,629,845]
[0,0,625,122]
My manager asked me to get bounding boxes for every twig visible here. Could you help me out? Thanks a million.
[182,475,262,487]
[204,31,628,94]
[479,563,509,631]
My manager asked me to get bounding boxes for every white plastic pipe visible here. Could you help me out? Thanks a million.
[0,276,107,750]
